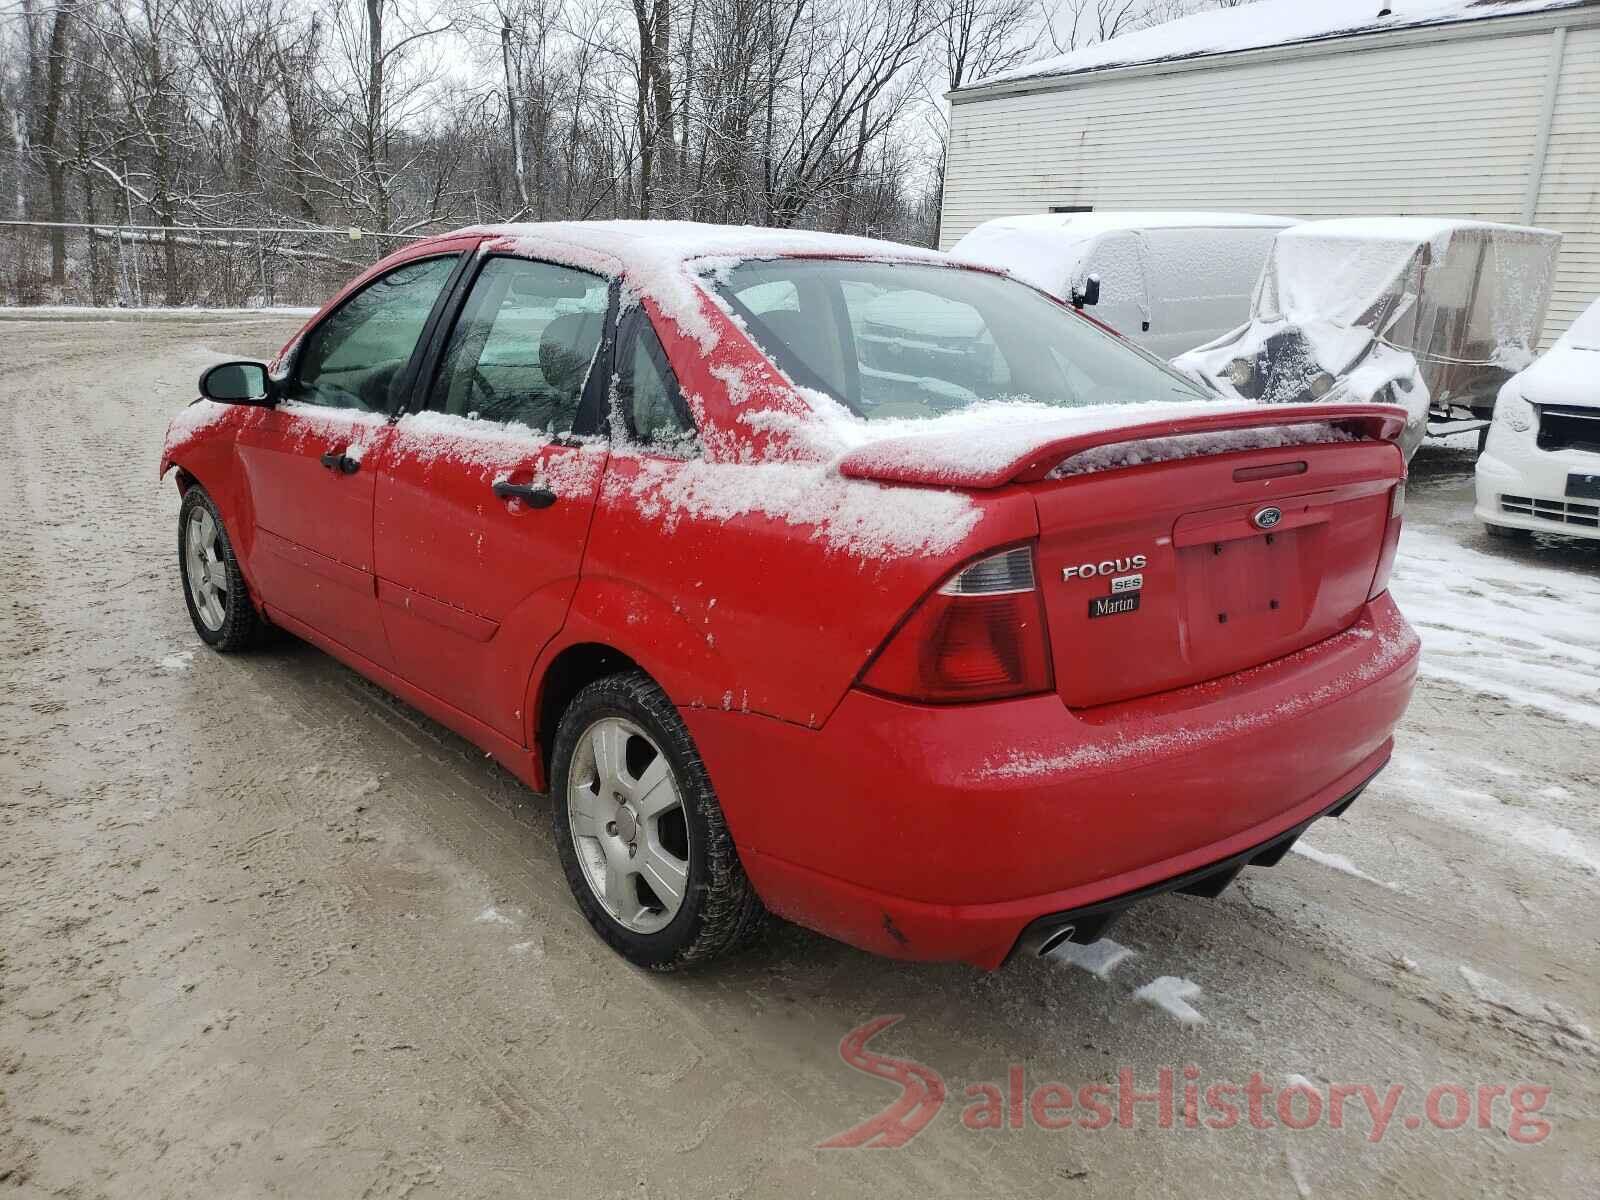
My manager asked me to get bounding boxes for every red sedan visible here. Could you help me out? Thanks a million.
[160,222,1419,970]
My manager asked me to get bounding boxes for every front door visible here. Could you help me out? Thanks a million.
[237,253,460,666]
[372,255,613,738]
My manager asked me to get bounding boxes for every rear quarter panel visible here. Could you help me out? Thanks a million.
[569,453,1039,728]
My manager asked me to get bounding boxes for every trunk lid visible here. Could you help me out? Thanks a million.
[1035,438,1402,707]
[840,404,1408,709]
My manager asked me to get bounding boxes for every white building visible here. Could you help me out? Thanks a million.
[941,0,1600,339]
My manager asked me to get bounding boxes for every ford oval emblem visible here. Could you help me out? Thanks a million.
[1253,506,1283,530]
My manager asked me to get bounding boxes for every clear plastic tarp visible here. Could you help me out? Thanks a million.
[1176,219,1562,454]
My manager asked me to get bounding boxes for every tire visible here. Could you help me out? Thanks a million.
[1484,522,1531,542]
[551,670,767,970]
[178,485,269,651]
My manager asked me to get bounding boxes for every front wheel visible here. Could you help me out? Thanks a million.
[178,485,269,651]
[552,671,766,970]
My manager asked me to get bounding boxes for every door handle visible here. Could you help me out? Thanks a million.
[319,450,359,474]
[492,481,557,508]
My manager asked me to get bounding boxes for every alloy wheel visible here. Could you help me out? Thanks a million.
[567,717,691,935]
[184,507,229,632]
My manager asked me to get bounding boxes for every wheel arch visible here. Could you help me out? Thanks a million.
[533,642,647,784]
[167,452,266,617]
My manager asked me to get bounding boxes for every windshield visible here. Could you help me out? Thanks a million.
[714,259,1203,421]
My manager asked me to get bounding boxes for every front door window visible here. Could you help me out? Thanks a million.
[288,255,458,412]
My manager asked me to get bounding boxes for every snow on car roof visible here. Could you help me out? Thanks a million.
[1274,216,1555,247]
[454,220,948,273]
[444,220,954,351]
[960,211,1297,236]
[968,0,1594,89]
[952,211,1293,297]
[1257,217,1559,331]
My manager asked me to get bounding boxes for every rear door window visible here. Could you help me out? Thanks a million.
[616,312,697,454]
[427,257,609,435]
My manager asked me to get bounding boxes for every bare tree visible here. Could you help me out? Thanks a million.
[37,0,74,283]
[2,0,1006,301]
[759,0,935,226]
[1040,0,1148,54]
[630,0,671,215]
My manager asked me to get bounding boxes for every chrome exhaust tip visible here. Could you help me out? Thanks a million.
[1027,924,1077,958]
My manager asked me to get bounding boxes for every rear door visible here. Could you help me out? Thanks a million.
[236,252,461,666]
[372,255,613,738]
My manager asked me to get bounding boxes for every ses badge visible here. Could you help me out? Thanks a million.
[1065,554,1147,619]
[1089,572,1144,619]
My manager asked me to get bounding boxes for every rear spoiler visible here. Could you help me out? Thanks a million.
[835,404,1410,490]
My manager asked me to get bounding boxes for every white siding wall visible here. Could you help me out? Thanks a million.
[943,20,1600,340]
[1533,24,1600,335]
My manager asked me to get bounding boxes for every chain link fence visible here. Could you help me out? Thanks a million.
[0,220,429,309]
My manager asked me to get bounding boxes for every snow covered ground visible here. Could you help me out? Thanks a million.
[2,314,1595,1199]
[1391,524,1600,728]
[0,303,319,321]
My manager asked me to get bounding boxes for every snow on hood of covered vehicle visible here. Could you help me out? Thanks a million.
[455,220,951,351]
[830,400,1407,488]
[1558,296,1600,354]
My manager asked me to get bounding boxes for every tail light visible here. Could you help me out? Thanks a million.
[1369,481,1405,600]
[859,546,1053,703]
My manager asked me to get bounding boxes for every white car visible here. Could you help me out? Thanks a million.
[1475,298,1600,541]
[950,211,1297,359]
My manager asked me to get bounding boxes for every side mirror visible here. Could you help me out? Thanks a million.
[199,361,271,405]
[1072,274,1102,310]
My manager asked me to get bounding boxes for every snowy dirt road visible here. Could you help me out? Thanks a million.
[2,314,1597,1199]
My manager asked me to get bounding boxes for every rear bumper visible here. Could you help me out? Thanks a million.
[685,593,1419,969]
[1007,771,1373,963]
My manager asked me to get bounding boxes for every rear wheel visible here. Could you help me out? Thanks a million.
[178,485,268,651]
[552,671,766,970]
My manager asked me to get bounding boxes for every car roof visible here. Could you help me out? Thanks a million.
[429,220,952,273]
[410,220,967,353]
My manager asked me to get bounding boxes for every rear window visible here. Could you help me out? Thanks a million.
[715,259,1202,421]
